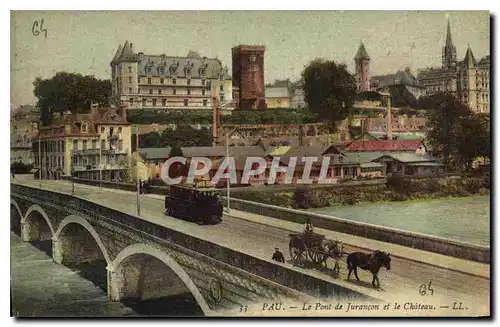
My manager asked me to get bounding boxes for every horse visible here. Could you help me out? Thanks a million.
[346,250,391,288]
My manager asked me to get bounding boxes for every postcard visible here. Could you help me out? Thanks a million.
[10,10,490,318]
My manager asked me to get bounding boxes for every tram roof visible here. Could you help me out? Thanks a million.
[170,184,218,192]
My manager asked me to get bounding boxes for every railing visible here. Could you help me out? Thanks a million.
[72,149,100,155]
[71,148,129,155]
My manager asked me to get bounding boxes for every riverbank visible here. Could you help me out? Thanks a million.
[231,176,490,209]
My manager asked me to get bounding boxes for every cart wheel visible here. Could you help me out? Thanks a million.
[308,249,326,264]
[289,246,307,266]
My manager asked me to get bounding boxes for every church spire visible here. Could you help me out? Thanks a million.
[442,19,457,69]
[445,19,453,46]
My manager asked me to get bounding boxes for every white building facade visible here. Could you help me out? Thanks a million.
[110,41,233,111]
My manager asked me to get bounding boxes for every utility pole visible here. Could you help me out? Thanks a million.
[136,124,141,217]
[99,136,102,188]
[226,129,230,213]
[71,152,75,196]
[38,137,41,189]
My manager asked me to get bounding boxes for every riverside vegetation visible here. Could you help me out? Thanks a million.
[231,175,490,209]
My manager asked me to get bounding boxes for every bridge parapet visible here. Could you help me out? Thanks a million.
[223,197,490,264]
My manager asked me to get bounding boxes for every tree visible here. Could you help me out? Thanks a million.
[301,59,357,121]
[424,93,489,169]
[455,114,490,170]
[388,85,419,109]
[138,125,213,148]
[33,72,112,125]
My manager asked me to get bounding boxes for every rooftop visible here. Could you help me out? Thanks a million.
[112,41,231,79]
[347,139,423,152]
[265,86,290,98]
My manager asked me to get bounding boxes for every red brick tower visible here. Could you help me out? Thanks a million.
[232,45,266,109]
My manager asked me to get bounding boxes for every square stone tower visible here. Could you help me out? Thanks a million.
[231,45,266,109]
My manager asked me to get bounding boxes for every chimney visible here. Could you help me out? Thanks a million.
[298,124,304,146]
[117,105,127,120]
[90,101,99,115]
[387,96,393,141]
[212,97,219,146]
[130,43,133,49]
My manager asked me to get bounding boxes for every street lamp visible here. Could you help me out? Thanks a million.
[70,152,75,196]
[136,123,140,217]
[214,96,232,212]
[134,108,144,217]
[38,136,41,189]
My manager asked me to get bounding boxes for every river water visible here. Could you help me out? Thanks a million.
[10,232,203,317]
[308,195,490,247]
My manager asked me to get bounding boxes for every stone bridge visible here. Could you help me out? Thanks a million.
[11,184,371,316]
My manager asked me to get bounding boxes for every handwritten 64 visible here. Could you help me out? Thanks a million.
[32,19,48,38]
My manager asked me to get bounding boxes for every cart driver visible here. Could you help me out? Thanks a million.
[304,218,314,233]
[304,218,314,247]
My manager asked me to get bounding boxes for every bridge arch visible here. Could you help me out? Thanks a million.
[108,243,211,316]
[53,215,111,265]
[23,205,56,248]
[10,199,23,236]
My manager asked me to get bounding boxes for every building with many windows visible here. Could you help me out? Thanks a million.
[33,107,132,181]
[370,68,426,100]
[417,20,490,113]
[11,105,39,165]
[458,48,490,114]
[110,41,233,111]
[265,85,291,108]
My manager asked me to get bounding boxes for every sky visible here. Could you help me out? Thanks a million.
[10,11,490,107]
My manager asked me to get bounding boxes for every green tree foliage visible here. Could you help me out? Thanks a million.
[354,91,383,102]
[388,85,419,109]
[139,125,213,148]
[455,114,490,169]
[33,72,112,125]
[127,109,320,125]
[425,93,490,169]
[302,59,357,121]
[426,93,470,166]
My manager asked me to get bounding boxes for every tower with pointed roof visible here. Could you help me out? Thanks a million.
[458,44,490,113]
[354,42,370,92]
[110,41,140,106]
[442,19,457,69]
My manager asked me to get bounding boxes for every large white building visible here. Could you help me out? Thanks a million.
[110,41,233,111]
[417,20,490,113]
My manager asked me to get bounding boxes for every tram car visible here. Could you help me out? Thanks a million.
[164,184,223,225]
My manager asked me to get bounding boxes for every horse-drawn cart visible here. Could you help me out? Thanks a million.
[288,232,343,276]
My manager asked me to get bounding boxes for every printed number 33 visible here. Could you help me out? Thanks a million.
[239,305,248,313]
